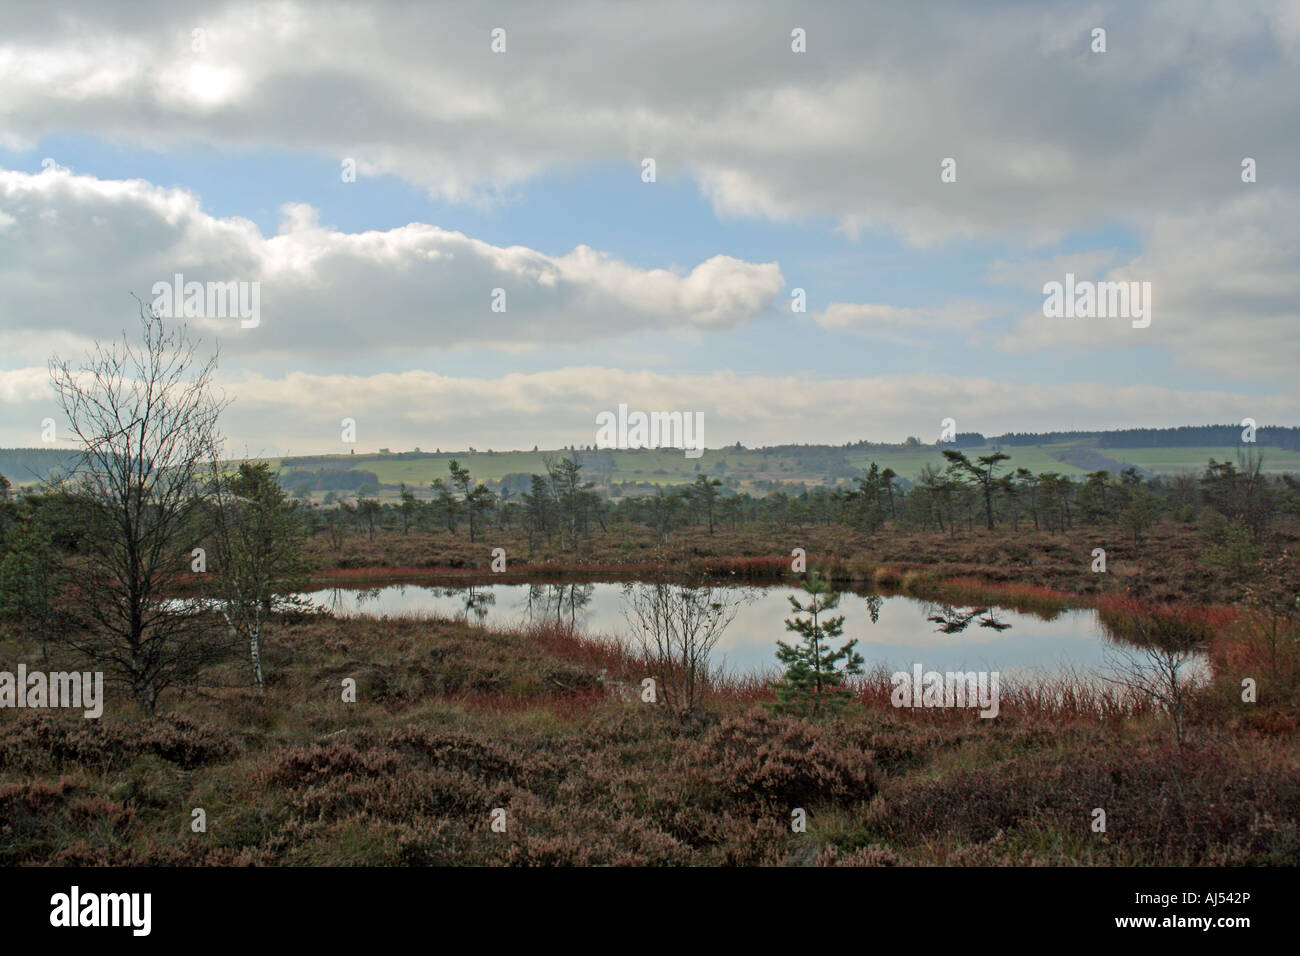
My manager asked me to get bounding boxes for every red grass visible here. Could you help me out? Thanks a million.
[847,666,1153,722]
[522,619,648,686]
[453,686,609,720]
[685,555,793,579]
[1097,595,1237,638]
[932,576,1078,615]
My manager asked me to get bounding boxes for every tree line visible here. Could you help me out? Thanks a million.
[295,444,1296,550]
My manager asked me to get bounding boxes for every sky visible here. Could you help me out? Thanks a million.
[1,0,1297,456]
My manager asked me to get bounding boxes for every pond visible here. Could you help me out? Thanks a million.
[295,580,1160,681]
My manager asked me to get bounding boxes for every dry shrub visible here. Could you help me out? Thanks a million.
[695,709,877,812]
[50,841,269,866]
[266,731,543,828]
[0,713,241,773]
[380,725,568,786]
[66,795,135,831]
[0,778,79,860]
[849,719,954,772]
[873,741,1300,865]
[816,842,900,867]
[705,814,790,866]
[0,777,76,815]
[505,803,691,867]
[944,828,1080,866]
[266,740,401,787]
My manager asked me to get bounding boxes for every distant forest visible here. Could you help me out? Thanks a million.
[989,425,1300,449]
[2,424,1297,485]
[0,447,77,483]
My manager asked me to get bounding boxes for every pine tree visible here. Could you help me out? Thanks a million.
[770,572,864,718]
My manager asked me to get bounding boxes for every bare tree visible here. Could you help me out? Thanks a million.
[621,571,749,720]
[1103,609,1210,747]
[48,304,230,712]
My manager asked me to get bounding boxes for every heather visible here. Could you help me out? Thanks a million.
[1,606,1295,866]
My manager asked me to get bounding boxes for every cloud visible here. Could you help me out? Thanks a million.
[3,364,1292,456]
[814,301,1000,346]
[3,1,1297,241]
[0,168,785,360]
[4,164,1294,395]
[995,189,1300,379]
[1,0,1296,454]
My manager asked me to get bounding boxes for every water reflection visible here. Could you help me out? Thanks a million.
[294,580,1134,678]
[459,583,496,622]
[924,603,990,634]
[978,609,1013,632]
[523,582,595,628]
[920,602,1017,635]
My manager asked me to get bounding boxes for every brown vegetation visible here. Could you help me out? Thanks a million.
[296,519,1300,608]
[1,605,1295,866]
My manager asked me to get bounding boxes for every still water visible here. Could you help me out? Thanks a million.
[297,581,1136,680]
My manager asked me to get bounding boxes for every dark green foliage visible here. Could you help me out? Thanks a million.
[770,572,863,718]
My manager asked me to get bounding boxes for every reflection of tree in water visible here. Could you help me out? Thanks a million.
[413,585,497,623]
[354,587,382,610]
[925,603,990,634]
[978,608,1012,631]
[324,588,347,615]
[522,583,594,628]
[841,586,884,625]
[556,583,594,627]
[461,584,496,623]
[865,594,883,625]
[924,602,1015,634]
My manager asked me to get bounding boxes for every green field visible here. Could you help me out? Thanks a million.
[6,439,1291,494]
[846,445,1084,479]
[262,438,1300,498]
[269,451,557,485]
[1097,445,1300,474]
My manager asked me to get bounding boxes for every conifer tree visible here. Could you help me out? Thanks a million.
[770,571,864,717]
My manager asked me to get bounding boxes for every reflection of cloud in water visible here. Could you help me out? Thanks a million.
[294,583,1126,678]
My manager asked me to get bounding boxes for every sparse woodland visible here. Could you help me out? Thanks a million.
[0,317,1296,866]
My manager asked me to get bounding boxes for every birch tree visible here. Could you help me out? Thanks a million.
[210,461,309,693]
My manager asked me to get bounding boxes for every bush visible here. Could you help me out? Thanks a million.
[0,714,242,774]
[695,709,877,812]
[872,742,1300,865]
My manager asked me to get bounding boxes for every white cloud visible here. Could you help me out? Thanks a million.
[996,189,1300,379]
[2,1,1297,240]
[1,0,1296,453]
[4,364,1292,456]
[0,168,785,360]
[814,301,1000,346]
[4,165,1295,393]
